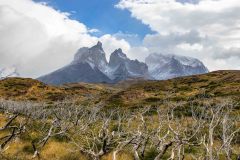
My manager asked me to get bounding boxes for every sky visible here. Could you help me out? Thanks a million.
[33,0,154,40]
[0,0,239,78]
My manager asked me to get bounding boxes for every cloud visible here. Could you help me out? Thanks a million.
[0,0,95,77]
[116,0,240,35]
[116,0,240,70]
[113,31,142,46]
[100,34,131,61]
[100,34,149,62]
[143,30,205,52]
[0,0,133,78]
[128,46,149,62]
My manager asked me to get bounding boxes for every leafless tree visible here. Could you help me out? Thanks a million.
[69,109,130,160]
[0,112,28,153]
[127,108,154,160]
[201,100,240,160]
[31,118,70,158]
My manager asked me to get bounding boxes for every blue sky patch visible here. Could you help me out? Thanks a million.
[34,0,154,41]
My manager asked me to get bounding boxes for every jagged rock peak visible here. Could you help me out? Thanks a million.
[90,41,103,51]
[72,41,107,68]
[96,41,102,47]
[112,48,127,58]
[115,48,122,52]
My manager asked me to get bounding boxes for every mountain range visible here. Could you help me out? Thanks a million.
[38,41,208,85]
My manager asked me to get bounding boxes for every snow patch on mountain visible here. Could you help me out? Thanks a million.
[145,53,209,80]
[0,66,20,79]
[72,41,108,72]
[108,49,150,81]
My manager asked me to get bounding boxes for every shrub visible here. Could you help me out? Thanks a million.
[144,97,162,103]
[22,145,34,154]
[144,148,158,160]
[60,152,82,160]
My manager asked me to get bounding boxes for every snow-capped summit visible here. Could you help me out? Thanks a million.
[108,48,150,81]
[0,66,20,79]
[109,49,128,68]
[145,53,209,80]
[72,41,108,72]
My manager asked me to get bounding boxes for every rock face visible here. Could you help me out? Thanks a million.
[72,42,108,73]
[38,63,112,85]
[145,53,209,80]
[108,49,150,82]
[0,67,20,79]
[38,42,149,85]
[38,42,112,85]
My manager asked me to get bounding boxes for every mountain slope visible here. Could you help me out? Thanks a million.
[106,70,240,107]
[146,53,209,80]
[38,63,112,85]
[108,49,150,82]
[38,42,112,85]
[0,77,113,102]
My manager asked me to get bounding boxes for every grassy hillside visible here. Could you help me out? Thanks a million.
[0,78,115,105]
[0,71,239,107]
[106,70,240,107]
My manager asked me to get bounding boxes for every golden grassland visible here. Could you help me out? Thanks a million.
[106,70,240,107]
[0,70,239,108]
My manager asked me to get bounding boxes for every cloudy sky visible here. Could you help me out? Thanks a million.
[0,0,239,78]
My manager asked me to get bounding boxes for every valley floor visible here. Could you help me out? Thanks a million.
[0,70,239,160]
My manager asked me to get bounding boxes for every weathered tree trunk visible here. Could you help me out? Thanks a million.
[112,150,118,160]
[134,150,141,160]
[154,141,173,160]
[209,128,214,160]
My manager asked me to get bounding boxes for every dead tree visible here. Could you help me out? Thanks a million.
[151,109,173,160]
[167,106,203,160]
[125,107,155,160]
[0,113,27,153]
[200,100,240,160]
[111,110,135,160]
[70,109,128,160]
[31,118,70,158]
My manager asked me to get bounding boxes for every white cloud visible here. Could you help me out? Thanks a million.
[0,0,134,78]
[116,0,240,71]
[128,46,149,62]
[100,34,131,61]
[176,43,203,51]
[100,34,149,62]
[143,30,205,52]
[0,0,95,77]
